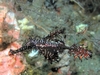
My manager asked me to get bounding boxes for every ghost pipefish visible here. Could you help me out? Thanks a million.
[9,37,70,63]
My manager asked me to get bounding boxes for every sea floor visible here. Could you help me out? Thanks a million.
[1,0,100,75]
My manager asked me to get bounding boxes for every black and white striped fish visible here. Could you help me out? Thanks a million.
[9,38,68,63]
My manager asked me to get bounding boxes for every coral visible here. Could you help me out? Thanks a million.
[7,30,20,39]
[5,11,20,30]
[0,2,26,75]
[0,42,25,75]
[0,5,8,48]
[4,11,20,39]
[75,24,88,34]
[0,2,21,46]
[0,5,8,23]
[18,18,35,30]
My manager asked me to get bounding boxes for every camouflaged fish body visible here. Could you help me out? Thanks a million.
[9,28,92,63]
[9,38,67,63]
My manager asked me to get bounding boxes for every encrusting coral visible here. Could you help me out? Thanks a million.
[0,42,25,75]
[0,1,26,75]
